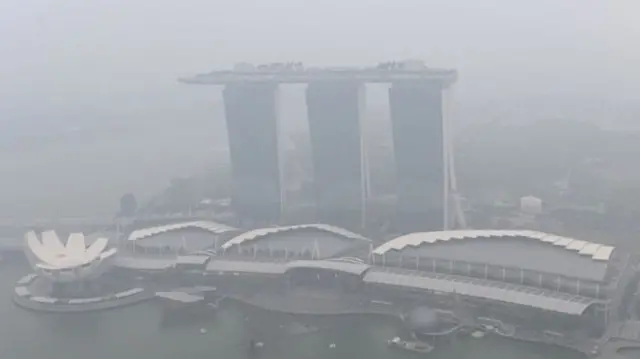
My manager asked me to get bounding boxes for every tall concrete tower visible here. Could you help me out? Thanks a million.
[305,81,367,229]
[389,82,448,232]
[180,62,461,231]
[222,83,282,223]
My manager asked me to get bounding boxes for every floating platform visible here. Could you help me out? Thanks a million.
[387,336,433,354]
[156,290,218,327]
[13,274,153,313]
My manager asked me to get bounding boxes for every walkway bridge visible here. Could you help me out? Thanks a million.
[595,320,640,359]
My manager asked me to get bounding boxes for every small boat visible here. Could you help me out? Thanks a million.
[387,337,433,354]
[247,339,263,357]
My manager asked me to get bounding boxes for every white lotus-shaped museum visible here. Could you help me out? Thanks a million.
[24,230,117,282]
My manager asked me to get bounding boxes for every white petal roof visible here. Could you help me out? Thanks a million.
[372,230,615,262]
[24,230,114,270]
[66,233,86,259]
[84,237,109,261]
[41,230,66,254]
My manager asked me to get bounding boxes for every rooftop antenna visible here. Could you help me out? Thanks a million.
[443,84,466,229]
[115,221,121,250]
[313,239,321,260]
[358,83,370,230]
[181,235,187,254]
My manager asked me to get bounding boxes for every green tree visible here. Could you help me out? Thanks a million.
[164,177,198,212]
[118,193,137,217]
[606,185,640,227]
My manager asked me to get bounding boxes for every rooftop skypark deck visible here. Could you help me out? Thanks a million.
[179,61,457,85]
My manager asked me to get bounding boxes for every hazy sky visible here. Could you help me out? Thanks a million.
[1,0,640,218]
[1,0,640,121]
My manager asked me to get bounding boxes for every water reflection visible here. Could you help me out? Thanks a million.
[0,263,584,359]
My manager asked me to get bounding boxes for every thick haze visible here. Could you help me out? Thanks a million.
[2,0,640,106]
[1,0,640,218]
